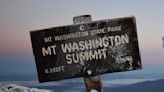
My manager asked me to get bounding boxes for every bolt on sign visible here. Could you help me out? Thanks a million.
[30,16,142,83]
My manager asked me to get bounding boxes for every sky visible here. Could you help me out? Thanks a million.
[0,0,164,75]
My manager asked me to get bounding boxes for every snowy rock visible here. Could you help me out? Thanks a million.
[0,84,53,92]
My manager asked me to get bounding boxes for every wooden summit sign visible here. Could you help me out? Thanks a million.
[30,16,142,83]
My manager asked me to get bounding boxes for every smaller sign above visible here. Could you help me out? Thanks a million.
[30,16,142,83]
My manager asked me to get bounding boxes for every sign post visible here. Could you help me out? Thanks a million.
[73,15,103,92]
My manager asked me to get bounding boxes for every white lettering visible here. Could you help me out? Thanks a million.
[45,66,65,74]
[42,45,56,56]
[65,49,107,64]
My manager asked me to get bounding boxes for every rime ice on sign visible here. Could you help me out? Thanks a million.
[30,16,142,82]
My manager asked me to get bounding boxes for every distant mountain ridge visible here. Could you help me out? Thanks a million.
[0,78,164,92]
[27,78,164,92]
[105,78,164,92]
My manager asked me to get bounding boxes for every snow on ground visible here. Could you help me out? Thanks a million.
[0,84,53,92]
